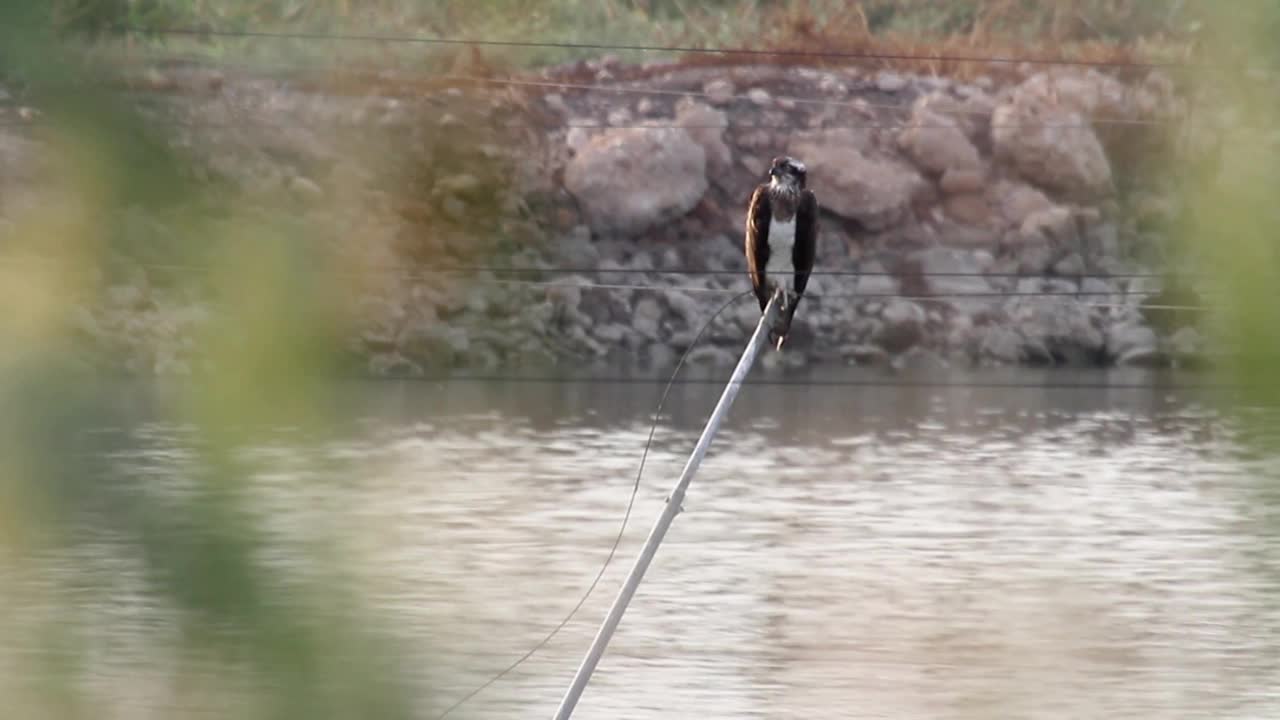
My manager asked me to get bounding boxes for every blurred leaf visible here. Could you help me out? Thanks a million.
[1177,5,1280,412]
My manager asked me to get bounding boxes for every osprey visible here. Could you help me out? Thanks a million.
[745,156,818,350]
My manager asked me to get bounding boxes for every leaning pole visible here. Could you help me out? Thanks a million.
[552,289,783,719]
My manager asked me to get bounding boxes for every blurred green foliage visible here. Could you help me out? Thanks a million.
[1177,3,1280,413]
[2,1,432,717]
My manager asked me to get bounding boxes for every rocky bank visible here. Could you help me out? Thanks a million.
[0,58,1220,376]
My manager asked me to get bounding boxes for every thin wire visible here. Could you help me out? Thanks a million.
[410,529,1269,543]
[473,277,1204,305]
[0,117,1178,131]
[387,375,1228,391]
[0,254,1182,281]
[21,47,1183,129]
[111,25,1183,70]
[432,290,753,719]
[491,280,1074,298]
[446,265,1175,280]
[0,256,1207,309]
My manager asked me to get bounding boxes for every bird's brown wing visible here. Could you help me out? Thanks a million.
[792,189,818,297]
[745,184,772,312]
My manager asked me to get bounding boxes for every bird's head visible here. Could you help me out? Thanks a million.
[768,156,806,189]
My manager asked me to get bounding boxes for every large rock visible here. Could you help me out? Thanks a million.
[674,98,732,173]
[998,205,1080,274]
[565,127,708,237]
[1106,322,1162,366]
[1020,206,1078,246]
[988,179,1055,228]
[898,97,983,178]
[788,129,927,230]
[1013,69,1131,120]
[875,299,927,353]
[910,247,993,297]
[991,82,1113,199]
[633,296,664,339]
[911,90,995,143]
[1007,299,1104,364]
[973,324,1026,364]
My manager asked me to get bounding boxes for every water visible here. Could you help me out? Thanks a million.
[7,368,1280,719]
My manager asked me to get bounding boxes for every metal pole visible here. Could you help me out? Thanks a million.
[552,290,782,720]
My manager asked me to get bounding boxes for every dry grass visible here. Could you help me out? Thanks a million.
[651,0,1193,84]
[60,0,1198,89]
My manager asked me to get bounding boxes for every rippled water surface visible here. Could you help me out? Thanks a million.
[13,369,1280,719]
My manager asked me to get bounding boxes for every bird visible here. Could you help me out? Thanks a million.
[744,156,818,350]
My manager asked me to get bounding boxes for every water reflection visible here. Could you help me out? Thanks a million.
[8,368,1280,719]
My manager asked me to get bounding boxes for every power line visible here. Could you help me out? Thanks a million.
[419,265,1176,281]
[481,277,1205,307]
[0,254,1184,281]
[0,117,1176,130]
[361,375,1227,391]
[0,255,1206,309]
[396,529,1277,542]
[112,25,1183,70]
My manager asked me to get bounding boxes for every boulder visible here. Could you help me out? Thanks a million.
[1014,69,1131,120]
[943,194,996,227]
[875,299,927,353]
[991,81,1114,199]
[875,71,908,93]
[940,168,986,195]
[788,129,927,230]
[1052,252,1086,277]
[663,289,712,331]
[898,99,983,177]
[1002,228,1052,275]
[593,323,629,344]
[1004,205,1079,273]
[855,260,899,297]
[703,78,735,105]
[564,127,708,237]
[910,247,993,297]
[975,324,1026,364]
[911,90,995,143]
[674,98,732,173]
[1020,206,1079,246]
[1106,322,1162,366]
[988,179,1056,228]
[1007,299,1104,364]
[633,296,664,339]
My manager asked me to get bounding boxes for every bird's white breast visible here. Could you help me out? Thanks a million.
[770,217,797,273]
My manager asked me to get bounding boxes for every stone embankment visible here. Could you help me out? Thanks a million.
[0,59,1214,375]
